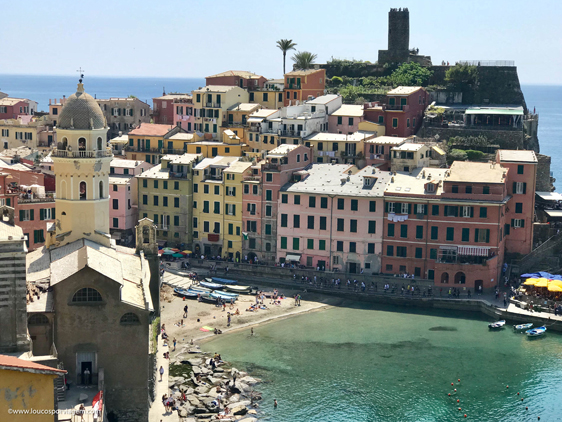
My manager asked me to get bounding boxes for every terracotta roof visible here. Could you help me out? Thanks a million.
[128,123,175,137]
[285,68,325,76]
[387,86,424,96]
[0,354,66,375]
[206,70,264,79]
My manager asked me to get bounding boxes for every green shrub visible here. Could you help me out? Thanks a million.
[331,76,343,86]
[447,149,468,165]
[465,150,485,161]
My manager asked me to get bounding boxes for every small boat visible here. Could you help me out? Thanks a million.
[211,290,239,299]
[188,285,212,293]
[174,287,199,298]
[212,277,238,285]
[488,320,506,329]
[199,281,225,290]
[526,326,547,337]
[210,292,238,301]
[196,293,217,303]
[223,284,252,294]
[514,323,533,331]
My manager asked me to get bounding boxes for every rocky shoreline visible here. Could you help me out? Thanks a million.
[167,346,262,421]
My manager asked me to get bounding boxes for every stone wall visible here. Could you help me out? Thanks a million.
[418,126,527,150]
[536,154,553,192]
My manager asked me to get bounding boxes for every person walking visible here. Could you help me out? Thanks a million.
[183,304,188,318]
[173,338,177,351]
[159,365,164,382]
[227,313,231,327]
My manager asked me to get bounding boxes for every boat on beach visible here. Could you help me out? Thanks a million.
[212,277,238,285]
[223,284,252,293]
[188,285,212,293]
[488,320,506,329]
[174,287,199,298]
[199,280,225,290]
[526,326,547,337]
[514,323,533,331]
[210,291,238,302]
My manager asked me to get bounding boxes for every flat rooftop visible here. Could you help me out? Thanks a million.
[330,104,364,117]
[447,161,507,184]
[387,86,423,96]
[497,149,537,163]
[385,167,448,196]
[306,94,340,105]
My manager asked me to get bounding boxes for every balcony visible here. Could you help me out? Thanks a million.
[249,126,260,133]
[278,130,299,137]
[243,176,261,182]
[18,196,55,204]
[203,174,223,182]
[287,84,301,89]
[169,171,188,179]
[205,102,221,108]
[262,163,281,171]
[52,149,112,158]
[385,104,409,112]
[161,148,186,155]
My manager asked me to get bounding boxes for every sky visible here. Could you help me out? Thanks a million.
[1,0,561,84]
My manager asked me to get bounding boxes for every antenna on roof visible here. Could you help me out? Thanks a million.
[163,87,166,96]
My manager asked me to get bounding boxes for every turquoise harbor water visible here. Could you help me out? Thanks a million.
[203,304,562,421]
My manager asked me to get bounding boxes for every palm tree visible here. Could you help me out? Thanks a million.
[291,51,318,71]
[276,39,297,75]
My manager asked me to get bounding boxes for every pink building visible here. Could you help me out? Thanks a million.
[242,145,312,264]
[173,98,194,132]
[206,71,267,89]
[276,164,389,273]
[363,136,407,169]
[109,158,152,245]
[496,150,537,256]
[0,98,36,120]
[329,104,365,134]
[153,94,191,124]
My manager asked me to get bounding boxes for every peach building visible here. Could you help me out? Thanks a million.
[283,68,326,106]
[277,163,390,273]
[329,104,365,134]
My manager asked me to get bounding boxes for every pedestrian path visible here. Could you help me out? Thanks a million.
[163,272,194,289]
[148,335,179,422]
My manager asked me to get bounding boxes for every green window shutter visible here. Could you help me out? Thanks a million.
[474,228,479,242]
[523,183,527,194]
[34,231,38,244]
[232,204,236,215]
[146,139,150,150]
[40,209,44,220]
[470,207,474,218]
[512,182,517,193]
[52,208,55,218]
[486,229,490,242]
[462,228,469,242]
[30,209,34,221]
[281,237,287,249]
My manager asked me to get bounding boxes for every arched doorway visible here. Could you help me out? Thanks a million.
[441,272,449,284]
[78,137,87,151]
[235,251,241,263]
[97,137,103,150]
[28,313,51,356]
[248,252,257,263]
[454,272,466,284]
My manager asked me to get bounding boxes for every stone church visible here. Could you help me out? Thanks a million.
[25,80,157,421]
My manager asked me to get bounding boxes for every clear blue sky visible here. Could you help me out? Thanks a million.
[1,0,560,84]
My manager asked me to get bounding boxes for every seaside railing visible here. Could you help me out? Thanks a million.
[456,60,515,67]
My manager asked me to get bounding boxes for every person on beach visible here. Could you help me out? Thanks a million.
[251,327,254,336]
[173,338,176,351]
[159,366,164,381]
[227,313,231,327]
[183,304,188,318]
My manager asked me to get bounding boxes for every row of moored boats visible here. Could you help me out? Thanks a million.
[488,320,547,337]
[173,277,254,303]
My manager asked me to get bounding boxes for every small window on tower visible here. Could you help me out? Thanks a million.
[79,182,87,200]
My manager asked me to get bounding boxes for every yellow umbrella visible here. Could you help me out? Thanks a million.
[534,278,549,288]
[182,250,192,254]
[549,279,562,287]
[548,283,562,292]
[523,278,539,285]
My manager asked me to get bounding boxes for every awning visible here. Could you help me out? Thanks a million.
[536,191,562,201]
[458,246,490,256]
[286,254,301,262]
[465,108,523,115]
[248,117,264,123]
[545,210,562,218]
[439,246,458,251]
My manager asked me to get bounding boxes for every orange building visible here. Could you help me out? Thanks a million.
[284,68,326,106]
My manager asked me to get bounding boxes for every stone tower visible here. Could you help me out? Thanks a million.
[378,8,411,64]
[50,80,113,248]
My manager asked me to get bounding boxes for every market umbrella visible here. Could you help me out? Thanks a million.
[182,250,192,254]
[163,250,175,255]
[548,283,562,292]
[171,248,180,252]
[534,278,549,288]
[172,253,184,258]
[157,250,164,255]
[163,247,174,251]
[523,278,539,285]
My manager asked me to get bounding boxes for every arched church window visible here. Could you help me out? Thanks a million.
[97,137,103,151]
[28,314,49,325]
[61,137,68,150]
[143,226,150,243]
[120,313,140,325]
[99,181,104,199]
[80,181,87,200]
[72,288,102,303]
[78,137,86,151]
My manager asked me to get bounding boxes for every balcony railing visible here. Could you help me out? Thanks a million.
[287,84,301,89]
[169,171,188,179]
[18,196,55,204]
[205,102,221,108]
[385,104,409,111]
[249,126,260,132]
[161,148,186,155]
[278,130,299,137]
[52,149,112,158]
[203,174,223,181]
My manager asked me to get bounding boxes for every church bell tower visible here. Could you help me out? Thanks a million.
[50,77,113,247]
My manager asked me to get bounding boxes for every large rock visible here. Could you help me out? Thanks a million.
[186,395,201,407]
[207,376,221,385]
[248,409,257,415]
[188,358,203,366]
[191,365,202,375]
[228,394,241,404]
[231,405,248,416]
[195,386,209,395]
[213,367,224,373]
[240,376,259,385]
[238,418,257,422]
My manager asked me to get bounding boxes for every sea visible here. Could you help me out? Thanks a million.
[202,303,562,421]
[0,75,559,190]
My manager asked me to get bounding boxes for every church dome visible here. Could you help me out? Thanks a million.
[58,83,106,130]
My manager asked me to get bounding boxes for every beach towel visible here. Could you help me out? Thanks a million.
[200,326,214,332]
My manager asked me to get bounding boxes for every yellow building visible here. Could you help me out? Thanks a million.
[192,156,249,258]
[192,86,249,140]
[246,109,281,155]
[0,354,66,422]
[303,130,378,164]
[124,123,185,164]
[0,117,54,153]
[358,120,385,135]
[224,103,261,141]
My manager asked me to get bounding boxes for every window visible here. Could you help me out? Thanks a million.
[337,219,344,231]
[515,203,523,213]
[396,246,407,257]
[162,197,168,207]
[351,199,358,211]
[474,228,490,243]
[388,223,395,237]
[415,248,422,259]
[465,186,472,194]
[432,205,439,216]
[281,237,287,249]
[293,237,300,250]
[320,197,328,209]
[366,243,375,254]
[368,221,376,234]
[226,204,236,215]
[247,203,256,215]
[369,201,376,212]
[337,198,345,210]
[309,196,316,208]
[214,202,220,214]
[281,194,288,204]
[349,242,356,253]
[265,224,272,235]
[72,288,102,303]
[203,221,210,233]
[480,207,487,218]
[400,224,408,238]
[193,218,198,229]
[293,215,300,228]
[214,185,220,195]
[265,205,272,216]
[512,219,525,229]
[33,230,45,244]
[173,215,180,226]
[350,220,357,232]
[213,222,220,233]
[113,199,119,209]
[348,117,354,126]
[337,116,342,125]
[392,118,398,128]
[378,115,384,124]
[414,204,426,215]
[142,195,147,205]
[112,184,118,192]
[462,206,473,218]
[320,217,327,230]
[266,173,273,182]
[452,185,459,193]
[430,226,438,240]
[483,186,490,195]
[307,239,314,249]
[446,227,454,241]
[79,181,87,200]
[307,216,314,229]
[203,201,209,213]
[142,179,147,188]
[266,190,272,201]
[174,197,179,208]
[204,184,209,194]
[39,208,55,220]
[517,165,524,175]
[19,209,34,221]
[407,118,410,128]
[444,206,458,217]
[430,249,437,260]
[337,241,344,252]
[249,238,256,249]
[514,182,527,194]
[386,245,394,256]
[153,196,158,206]
[462,228,470,242]
[416,225,423,239]
[294,195,301,205]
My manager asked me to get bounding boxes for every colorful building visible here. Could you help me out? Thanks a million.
[363,135,406,169]
[97,97,151,139]
[152,94,191,124]
[109,159,152,245]
[173,96,194,132]
[242,144,312,264]
[277,164,390,272]
[205,70,267,89]
[0,354,66,421]
[0,117,54,151]
[0,97,37,119]
[192,156,245,257]
[137,154,201,247]
[283,68,326,106]
[390,142,431,172]
[329,104,365,134]
[364,86,429,137]
[125,123,184,164]
[303,131,378,164]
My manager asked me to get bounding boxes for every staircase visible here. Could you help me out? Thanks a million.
[54,375,66,401]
